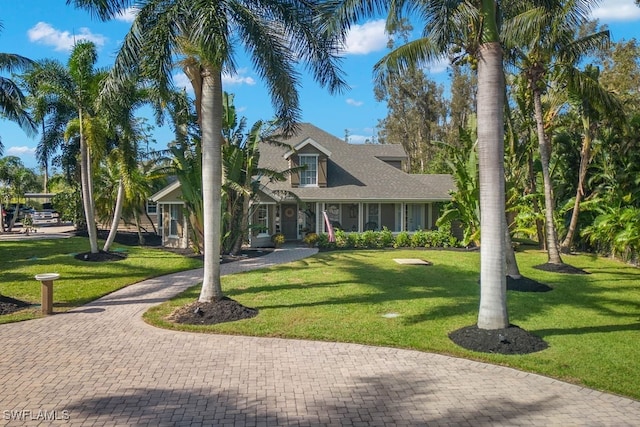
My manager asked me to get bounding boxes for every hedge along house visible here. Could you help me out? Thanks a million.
[151,123,455,249]
[249,123,455,246]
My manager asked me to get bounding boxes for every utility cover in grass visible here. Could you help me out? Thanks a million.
[382,313,400,318]
[393,258,432,265]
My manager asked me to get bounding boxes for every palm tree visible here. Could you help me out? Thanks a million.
[35,41,108,253]
[19,60,76,192]
[327,0,508,329]
[505,0,608,264]
[0,22,36,153]
[70,0,346,303]
[559,64,623,252]
[96,79,154,252]
[0,156,38,231]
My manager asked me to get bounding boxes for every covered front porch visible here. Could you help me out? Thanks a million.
[249,200,445,246]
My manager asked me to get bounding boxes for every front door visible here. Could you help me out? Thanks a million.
[281,204,298,240]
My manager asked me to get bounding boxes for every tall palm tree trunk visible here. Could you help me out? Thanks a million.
[561,123,592,252]
[79,111,99,253]
[477,40,509,330]
[231,195,251,255]
[133,210,145,245]
[533,90,563,264]
[527,153,545,248]
[103,178,125,252]
[505,215,521,279]
[41,122,49,193]
[198,68,224,302]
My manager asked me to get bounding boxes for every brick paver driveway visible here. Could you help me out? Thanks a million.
[1,246,639,426]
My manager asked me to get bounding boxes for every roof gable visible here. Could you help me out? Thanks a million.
[283,137,332,159]
[150,180,182,202]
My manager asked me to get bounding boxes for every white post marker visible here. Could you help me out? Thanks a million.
[34,273,60,315]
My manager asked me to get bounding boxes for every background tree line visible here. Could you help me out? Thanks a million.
[373,18,640,263]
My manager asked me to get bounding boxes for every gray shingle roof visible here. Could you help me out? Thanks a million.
[259,123,455,202]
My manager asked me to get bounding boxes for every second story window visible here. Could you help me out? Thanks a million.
[299,155,318,186]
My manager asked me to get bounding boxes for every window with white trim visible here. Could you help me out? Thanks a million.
[169,205,182,237]
[367,204,379,227]
[299,155,318,186]
[146,200,157,215]
[256,205,269,235]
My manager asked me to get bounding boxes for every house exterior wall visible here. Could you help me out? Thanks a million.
[383,160,403,170]
[101,212,158,234]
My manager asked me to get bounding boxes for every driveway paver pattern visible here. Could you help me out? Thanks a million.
[1,245,639,426]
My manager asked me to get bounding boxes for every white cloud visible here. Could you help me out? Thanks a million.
[222,69,256,86]
[173,68,256,93]
[342,19,388,55]
[173,72,194,94]
[592,0,640,22]
[115,7,138,23]
[424,56,450,74]
[27,22,107,52]
[346,98,364,107]
[7,146,36,156]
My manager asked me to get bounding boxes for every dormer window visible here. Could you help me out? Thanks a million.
[299,154,318,187]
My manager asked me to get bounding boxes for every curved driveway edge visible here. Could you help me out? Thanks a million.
[1,245,639,426]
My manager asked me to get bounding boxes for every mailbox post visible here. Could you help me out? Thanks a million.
[34,273,60,315]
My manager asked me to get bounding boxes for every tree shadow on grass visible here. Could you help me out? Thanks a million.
[238,251,480,323]
[232,249,640,339]
[531,322,640,337]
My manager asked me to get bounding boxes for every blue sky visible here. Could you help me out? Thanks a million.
[1,0,640,170]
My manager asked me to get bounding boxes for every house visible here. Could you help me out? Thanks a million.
[151,123,455,248]
[149,179,190,248]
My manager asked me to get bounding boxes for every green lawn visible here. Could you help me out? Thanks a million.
[0,237,202,323]
[145,248,640,401]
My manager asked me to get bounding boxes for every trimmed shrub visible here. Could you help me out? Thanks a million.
[303,232,319,247]
[378,227,395,248]
[410,230,429,247]
[394,231,411,248]
[335,229,349,248]
[317,233,335,249]
[359,230,377,248]
[317,225,459,251]
[271,233,285,247]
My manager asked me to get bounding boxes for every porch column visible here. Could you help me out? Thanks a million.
[317,202,324,233]
[182,209,189,249]
[358,203,363,232]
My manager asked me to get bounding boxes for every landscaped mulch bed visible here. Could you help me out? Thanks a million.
[168,297,258,325]
[0,295,32,315]
[533,262,589,274]
[449,324,549,355]
[74,250,129,262]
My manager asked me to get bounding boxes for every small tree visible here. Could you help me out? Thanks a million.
[437,124,480,247]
